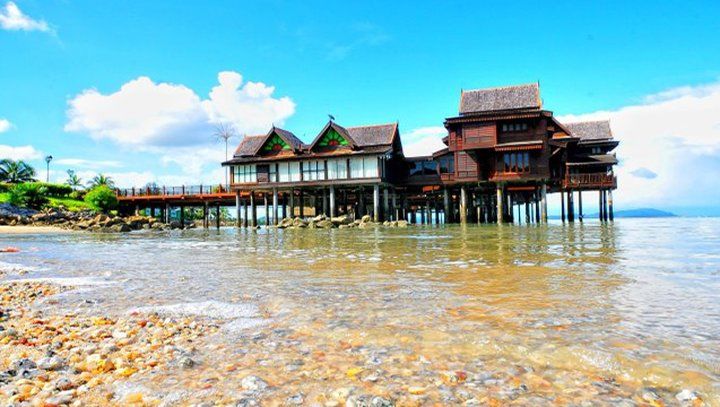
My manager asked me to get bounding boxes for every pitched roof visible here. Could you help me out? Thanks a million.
[233,135,266,157]
[346,123,397,147]
[459,83,541,115]
[273,127,305,150]
[565,120,613,141]
[308,121,358,150]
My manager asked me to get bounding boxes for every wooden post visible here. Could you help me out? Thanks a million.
[321,188,328,217]
[235,191,241,227]
[299,189,305,217]
[459,185,468,224]
[608,190,614,221]
[420,204,426,224]
[568,189,575,223]
[329,185,336,218]
[383,188,390,222]
[272,188,279,225]
[525,196,530,224]
[263,194,269,226]
[561,191,566,222]
[603,190,609,222]
[289,190,295,218]
[443,188,451,224]
[164,203,170,223]
[578,191,583,222]
[425,199,431,225]
[373,184,380,222]
[250,192,257,227]
[517,200,521,225]
[410,209,417,224]
[179,205,185,228]
[203,202,209,229]
[215,204,221,229]
[541,184,548,223]
[392,191,398,221]
[282,192,287,219]
[599,190,604,221]
[242,198,248,228]
[496,184,504,224]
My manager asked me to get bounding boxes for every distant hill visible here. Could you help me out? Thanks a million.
[590,208,677,218]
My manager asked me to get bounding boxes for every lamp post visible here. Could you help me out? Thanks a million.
[44,155,53,183]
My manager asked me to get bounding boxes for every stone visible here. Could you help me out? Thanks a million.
[396,220,409,228]
[46,390,75,405]
[178,356,196,368]
[286,393,304,405]
[675,389,699,402]
[55,376,76,391]
[37,356,66,371]
[361,215,372,223]
[331,215,352,225]
[316,219,335,228]
[312,214,327,222]
[13,358,37,371]
[241,375,268,391]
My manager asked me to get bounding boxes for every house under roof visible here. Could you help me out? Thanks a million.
[459,83,541,115]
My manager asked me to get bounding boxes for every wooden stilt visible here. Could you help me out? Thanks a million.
[496,184,504,224]
[263,194,269,226]
[578,191,583,222]
[250,192,257,227]
[281,193,287,219]
[459,185,468,224]
[243,198,248,228]
[525,196,530,224]
[215,204,221,229]
[179,205,185,228]
[443,188,451,224]
[329,185,336,218]
[541,184,548,223]
[203,202,209,228]
[373,184,380,222]
[568,189,575,223]
[561,191,566,222]
[603,190,609,222]
[299,189,305,218]
[235,191,241,227]
[608,190,614,221]
[598,190,604,221]
[272,188,279,225]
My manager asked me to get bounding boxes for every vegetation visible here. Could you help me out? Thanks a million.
[7,183,49,209]
[0,159,37,183]
[66,170,83,190]
[84,185,118,212]
[87,173,115,189]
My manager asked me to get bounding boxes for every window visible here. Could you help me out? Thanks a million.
[409,160,437,176]
[302,160,325,181]
[278,162,290,182]
[269,163,278,182]
[503,152,530,173]
[289,162,301,182]
[438,155,454,174]
[233,164,257,183]
[350,158,364,178]
[501,123,528,132]
[363,156,378,178]
[327,158,348,180]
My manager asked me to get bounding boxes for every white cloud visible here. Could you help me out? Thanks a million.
[64,71,294,184]
[0,144,42,160]
[0,1,50,32]
[559,81,720,209]
[402,126,447,157]
[0,118,11,133]
[54,158,123,170]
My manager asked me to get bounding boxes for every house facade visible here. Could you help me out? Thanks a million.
[222,83,618,226]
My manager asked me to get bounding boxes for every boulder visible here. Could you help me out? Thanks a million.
[330,215,352,225]
[312,214,327,222]
[278,218,294,228]
[316,219,334,229]
[397,220,409,228]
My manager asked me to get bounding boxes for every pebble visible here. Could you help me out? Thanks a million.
[241,375,268,391]
[675,389,699,402]
[37,355,66,371]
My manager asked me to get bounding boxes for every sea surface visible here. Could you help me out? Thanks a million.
[1,217,719,403]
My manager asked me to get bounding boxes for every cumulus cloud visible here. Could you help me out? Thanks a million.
[0,144,42,160]
[54,158,123,170]
[402,126,447,157]
[65,71,295,183]
[0,118,11,133]
[0,1,50,32]
[560,81,720,209]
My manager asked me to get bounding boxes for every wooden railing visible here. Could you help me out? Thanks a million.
[564,173,616,189]
[115,184,231,198]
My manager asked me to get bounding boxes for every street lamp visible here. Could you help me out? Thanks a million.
[45,155,53,183]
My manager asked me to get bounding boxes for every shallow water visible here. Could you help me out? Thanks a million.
[2,218,720,404]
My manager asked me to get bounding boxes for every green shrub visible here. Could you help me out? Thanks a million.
[0,183,10,193]
[84,186,118,212]
[8,183,48,209]
[69,190,86,200]
[27,182,73,197]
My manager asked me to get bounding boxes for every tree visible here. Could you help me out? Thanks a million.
[65,170,83,190]
[87,173,115,189]
[214,123,237,186]
[84,185,118,213]
[8,183,48,209]
[0,159,37,183]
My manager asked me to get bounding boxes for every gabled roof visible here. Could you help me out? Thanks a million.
[308,121,358,150]
[346,123,398,147]
[251,126,304,155]
[233,134,266,157]
[565,120,613,141]
[459,83,541,115]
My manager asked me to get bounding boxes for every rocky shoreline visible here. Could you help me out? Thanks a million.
[0,204,184,233]
[275,214,409,230]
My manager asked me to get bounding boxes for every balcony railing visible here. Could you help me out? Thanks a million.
[564,173,616,189]
[115,184,231,198]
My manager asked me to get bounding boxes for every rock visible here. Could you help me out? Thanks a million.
[46,390,75,405]
[241,375,268,391]
[675,389,699,403]
[178,356,196,368]
[331,215,352,225]
[312,214,327,222]
[361,215,372,223]
[287,393,304,405]
[13,358,37,371]
[641,388,661,403]
[111,223,132,233]
[55,376,76,391]
[396,220,409,228]
[371,397,394,407]
[235,398,260,407]
[316,219,335,228]
[37,355,66,371]
[278,218,294,228]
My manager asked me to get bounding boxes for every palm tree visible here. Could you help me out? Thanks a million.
[65,170,83,190]
[214,123,237,186]
[87,173,115,189]
[0,159,37,183]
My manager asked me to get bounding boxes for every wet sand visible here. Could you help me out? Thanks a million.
[0,225,69,235]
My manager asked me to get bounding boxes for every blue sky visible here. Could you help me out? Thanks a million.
[1,0,720,215]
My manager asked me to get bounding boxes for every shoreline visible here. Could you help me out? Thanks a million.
[0,225,71,235]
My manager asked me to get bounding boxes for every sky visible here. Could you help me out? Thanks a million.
[1,0,719,216]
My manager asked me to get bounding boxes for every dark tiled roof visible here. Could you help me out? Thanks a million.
[273,127,305,149]
[234,135,265,157]
[566,120,613,141]
[346,123,397,147]
[460,83,541,115]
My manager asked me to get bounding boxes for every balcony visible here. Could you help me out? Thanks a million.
[564,173,617,189]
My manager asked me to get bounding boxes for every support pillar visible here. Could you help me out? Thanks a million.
[391,191,398,221]
[420,205,426,224]
[235,191,241,227]
[496,184,504,224]
[459,185,468,224]
[561,191,566,222]
[541,184,548,223]
[289,190,295,218]
[282,193,287,219]
[264,194,269,226]
[164,204,170,224]
[568,189,575,223]
[578,191,583,222]
[608,190,614,221]
[179,205,185,228]
[299,189,305,217]
[383,188,390,222]
[372,184,380,222]
[272,188,279,225]
[215,204,221,229]
[443,188,451,224]
[525,197,530,224]
[599,190,604,222]
[250,192,257,228]
[203,202,209,229]
[603,190,609,222]
[329,185,336,218]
